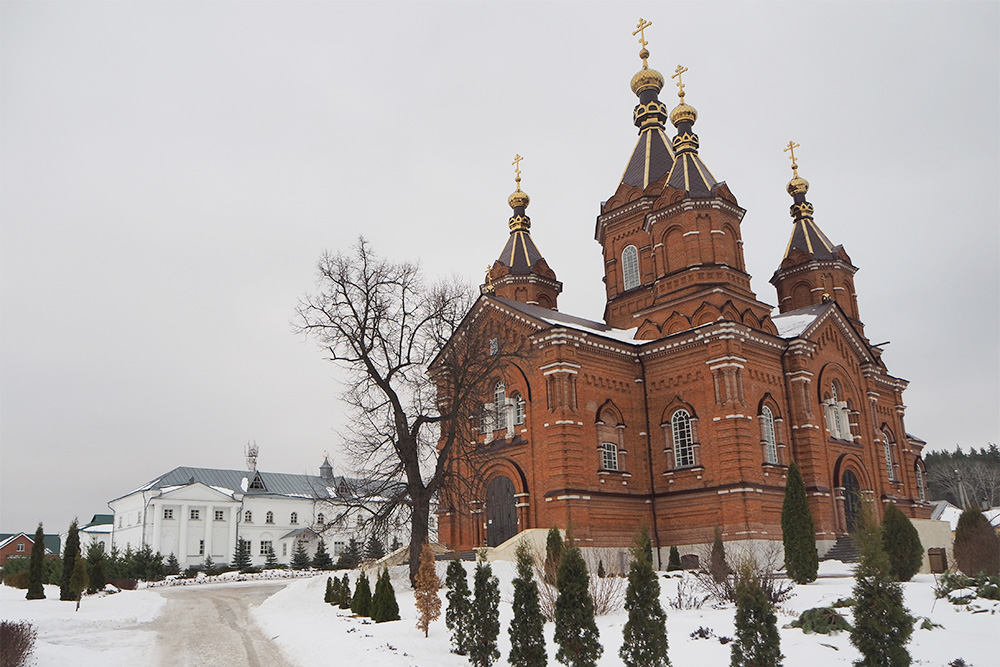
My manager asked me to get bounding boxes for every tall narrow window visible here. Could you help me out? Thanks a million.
[831,384,844,438]
[915,463,926,501]
[883,431,896,481]
[494,381,506,429]
[622,245,640,291]
[512,392,526,425]
[244,510,252,523]
[672,410,695,468]
[317,513,325,526]
[290,512,298,525]
[761,406,778,464]
[600,442,619,471]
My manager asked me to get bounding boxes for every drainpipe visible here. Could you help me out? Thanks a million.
[638,352,662,570]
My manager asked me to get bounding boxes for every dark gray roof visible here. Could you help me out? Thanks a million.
[621,127,676,189]
[497,230,544,274]
[116,466,352,502]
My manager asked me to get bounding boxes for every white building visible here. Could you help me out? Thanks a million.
[108,457,377,568]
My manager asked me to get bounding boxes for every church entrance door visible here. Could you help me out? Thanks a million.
[842,469,861,533]
[486,476,517,547]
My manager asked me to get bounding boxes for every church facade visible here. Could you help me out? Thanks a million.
[437,32,931,564]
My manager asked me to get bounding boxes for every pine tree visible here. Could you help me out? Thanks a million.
[371,569,400,622]
[291,540,311,570]
[337,537,362,569]
[60,518,81,601]
[954,507,1000,577]
[325,576,335,604]
[85,539,106,594]
[509,541,546,667]
[621,528,670,667]
[264,544,280,569]
[881,504,923,582]
[781,461,819,584]
[312,538,334,570]
[69,548,89,610]
[850,505,914,667]
[730,561,782,667]
[544,527,564,585]
[365,535,386,561]
[203,555,217,576]
[165,552,181,576]
[233,538,252,571]
[554,541,602,667]
[26,523,45,600]
[666,546,682,572]
[414,541,441,637]
[709,527,731,583]
[445,558,472,654]
[351,572,372,616]
[339,573,352,609]
[468,560,500,667]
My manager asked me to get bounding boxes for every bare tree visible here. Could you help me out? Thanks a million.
[295,238,521,583]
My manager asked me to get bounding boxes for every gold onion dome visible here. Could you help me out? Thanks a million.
[668,64,697,127]
[787,174,809,196]
[631,51,665,95]
[508,187,530,209]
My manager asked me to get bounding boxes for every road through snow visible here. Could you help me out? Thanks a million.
[149,581,293,667]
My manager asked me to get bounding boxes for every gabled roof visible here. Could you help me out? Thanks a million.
[82,514,113,528]
[771,302,832,338]
[491,297,638,343]
[0,532,61,555]
[112,466,353,503]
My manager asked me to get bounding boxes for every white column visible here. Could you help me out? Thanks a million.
[150,501,161,553]
[203,504,213,561]
[228,506,239,563]
[178,504,189,566]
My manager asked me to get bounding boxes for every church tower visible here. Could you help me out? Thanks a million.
[596,20,773,337]
[769,144,864,335]
[484,155,562,309]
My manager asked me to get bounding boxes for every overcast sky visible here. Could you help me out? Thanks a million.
[2,2,997,535]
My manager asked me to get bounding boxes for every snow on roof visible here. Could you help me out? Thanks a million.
[492,297,638,344]
[771,302,831,338]
[81,524,113,534]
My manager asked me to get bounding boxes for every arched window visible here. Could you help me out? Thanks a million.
[824,382,851,441]
[914,462,926,501]
[761,406,778,464]
[317,513,325,526]
[512,391,526,426]
[672,410,695,468]
[494,381,507,429]
[266,511,274,524]
[600,442,619,471]
[883,431,897,481]
[622,245,640,291]
[290,512,298,525]
[244,510,252,523]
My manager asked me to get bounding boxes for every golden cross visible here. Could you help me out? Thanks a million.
[672,65,688,98]
[484,265,494,292]
[784,140,800,170]
[512,153,523,187]
[633,18,652,49]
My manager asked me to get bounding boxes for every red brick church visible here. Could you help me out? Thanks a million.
[437,29,931,564]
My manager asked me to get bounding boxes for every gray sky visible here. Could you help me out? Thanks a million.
[2,2,997,535]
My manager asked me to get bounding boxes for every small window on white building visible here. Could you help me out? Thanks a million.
[622,245,640,291]
[244,511,252,523]
[163,508,174,520]
[282,543,287,556]
[199,540,205,556]
[290,512,298,524]
[260,540,272,556]
[334,541,345,555]
[600,442,619,471]
[190,509,200,520]
[317,513,325,526]
[266,511,274,524]
[215,510,225,521]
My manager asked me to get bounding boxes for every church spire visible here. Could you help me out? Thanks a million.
[618,18,675,189]
[484,155,562,309]
[780,141,838,260]
[664,65,719,197]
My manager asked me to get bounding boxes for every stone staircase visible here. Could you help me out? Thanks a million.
[821,534,859,562]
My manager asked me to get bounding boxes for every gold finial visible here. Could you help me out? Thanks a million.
[784,140,810,196]
[672,65,688,100]
[512,153,523,189]
[508,154,530,209]
[668,65,697,127]
[484,265,495,293]
[633,18,652,66]
[820,274,831,302]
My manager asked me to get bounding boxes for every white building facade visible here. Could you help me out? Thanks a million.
[108,458,374,568]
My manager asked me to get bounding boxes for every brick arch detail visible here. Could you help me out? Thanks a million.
[817,363,861,408]
[833,452,872,491]
[476,458,531,541]
[661,397,698,424]
[756,392,782,419]
[596,399,625,426]
[508,361,533,402]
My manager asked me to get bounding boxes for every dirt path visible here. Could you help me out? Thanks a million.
[148,582,293,667]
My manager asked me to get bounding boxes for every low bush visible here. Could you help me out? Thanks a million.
[3,571,30,589]
[0,620,37,667]
[788,607,852,634]
[107,578,138,590]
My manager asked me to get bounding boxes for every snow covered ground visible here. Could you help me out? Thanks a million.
[2,561,996,666]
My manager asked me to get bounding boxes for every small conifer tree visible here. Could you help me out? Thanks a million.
[291,540,311,570]
[339,573,352,609]
[85,539,107,594]
[781,461,818,584]
[365,535,386,561]
[850,504,914,667]
[666,546,682,572]
[233,538,252,571]
[954,507,1000,576]
[509,540,546,667]
[709,527,731,583]
[351,572,372,616]
[414,541,441,637]
[468,560,500,667]
[554,540,602,667]
[881,504,923,582]
[371,569,400,622]
[544,527,564,585]
[336,537,362,569]
[264,544,280,569]
[312,538,334,570]
[203,555,217,576]
[621,528,669,667]
[164,552,180,576]
[730,561,782,667]
[26,523,46,600]
[69,549,89,611]
[60,518,81,601]
[445,558,472,654]
[325,576,335,604]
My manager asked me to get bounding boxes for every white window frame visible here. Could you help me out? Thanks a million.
[317,513,325,526]
[214,510,225,521]
[290,512,298,525]
[494,381,506,430]
[622,245,640,291]
[761,406,778,464]
[199,540,205,556]
[260,540,272,556]
[600,442,620,471]
[190,509,200,521]
[672,410,695,468]
[16,542,24,553]
[266,511,274,524]
[883,432,896,481]
[163,508,174,520]
[244,510,252,523]
[512,392,526,426]
[915,463,926,501]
